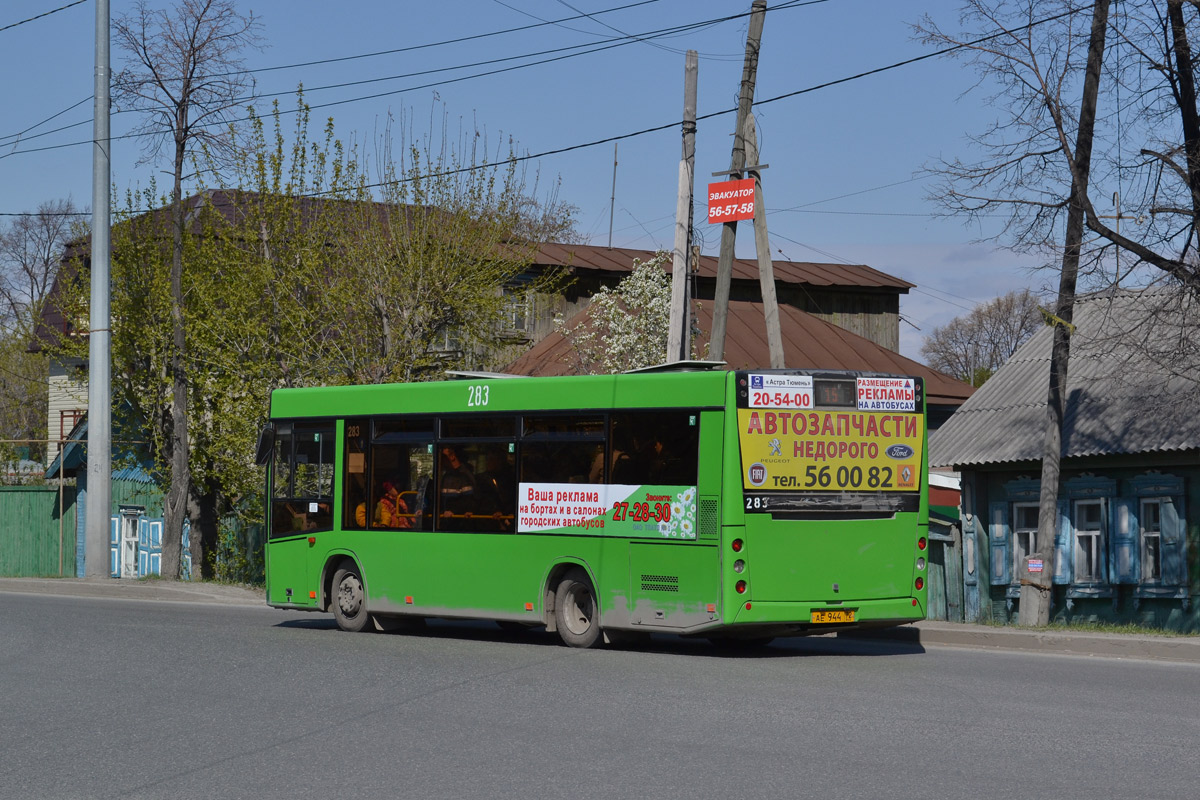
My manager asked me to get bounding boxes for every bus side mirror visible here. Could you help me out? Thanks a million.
[255,423,275,466]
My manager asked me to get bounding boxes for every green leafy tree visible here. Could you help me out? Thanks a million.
[556,253,701,374]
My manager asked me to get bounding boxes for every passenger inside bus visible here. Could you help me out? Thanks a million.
[475,446,516,531]
[439,446,477,522]
[372,479,411,529]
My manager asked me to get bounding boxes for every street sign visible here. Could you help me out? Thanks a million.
[707,178,755,223]
[1027,558,1044,573]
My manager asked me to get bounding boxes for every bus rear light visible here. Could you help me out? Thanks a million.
[732,538,744,552]
[915,577,924,591]
[917,537,927,551]
[707,603,716,613]
[745,602,752,610]
[309,590,317,599]
[525,602,534,611]
[912,598,918,606]
[916,557,926,571]
[405,596,414,605]
[735,580,747,594]
[733,559,745,573]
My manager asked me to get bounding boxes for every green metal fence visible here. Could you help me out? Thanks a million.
[0,485,78,577]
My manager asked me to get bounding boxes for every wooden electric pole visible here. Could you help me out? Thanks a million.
[709,0,766,361]
[744,113,784,368]
[667,50,698,363]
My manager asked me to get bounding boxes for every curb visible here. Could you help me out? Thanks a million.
[0,577,264,607]
[844,620,1200,664]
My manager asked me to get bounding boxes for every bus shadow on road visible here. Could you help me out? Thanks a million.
[273,616,926,657]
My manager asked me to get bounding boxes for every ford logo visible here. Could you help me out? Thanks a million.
[886,444,914,460]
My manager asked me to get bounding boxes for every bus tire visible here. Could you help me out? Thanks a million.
[331,564,370,633]
[554,568,600,648]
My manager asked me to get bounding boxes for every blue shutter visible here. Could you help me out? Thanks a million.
[988,502,1011,587]
[1160,496,1187,588]
[1110,498,1138,584]
[109,516,120,577]
[1053,499,1072,585]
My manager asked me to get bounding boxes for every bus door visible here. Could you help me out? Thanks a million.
[266,422,335,606]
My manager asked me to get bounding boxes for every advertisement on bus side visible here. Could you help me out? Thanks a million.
[518,482,698,539]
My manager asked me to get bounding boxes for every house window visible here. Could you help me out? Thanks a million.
[1012,503,1039,582]
[503,286,529,332]
[1073,499,1105,583]
[1140,499,1163,583]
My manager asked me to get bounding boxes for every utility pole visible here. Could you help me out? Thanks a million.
[744,113,784,368]
[86,0,112,578]
[709,0,766,361]
[608,142,618,249]
[667,50,698,363]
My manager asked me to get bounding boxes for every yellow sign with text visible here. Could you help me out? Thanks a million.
[738,408,924,492]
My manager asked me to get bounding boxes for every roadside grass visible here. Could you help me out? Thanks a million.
[986,618,1196,637]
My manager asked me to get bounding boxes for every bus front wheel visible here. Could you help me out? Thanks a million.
[332,564,370,633]
[554,568,600,648]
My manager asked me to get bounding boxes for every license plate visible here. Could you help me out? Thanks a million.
[811,609,855,624]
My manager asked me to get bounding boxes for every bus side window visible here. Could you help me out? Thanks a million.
[608,411,699,486]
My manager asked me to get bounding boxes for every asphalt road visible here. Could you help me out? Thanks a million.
[3,590,1198,800]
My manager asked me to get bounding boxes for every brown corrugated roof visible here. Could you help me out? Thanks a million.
[532,242,914,291]
[505,299,971,407]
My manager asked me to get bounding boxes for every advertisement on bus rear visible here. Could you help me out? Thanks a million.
[517,482,698,539]
[737,372,925,499]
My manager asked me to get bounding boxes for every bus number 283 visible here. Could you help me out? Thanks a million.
[468,384,490,407]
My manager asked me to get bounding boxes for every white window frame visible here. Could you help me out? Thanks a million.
[1073,499,1105,583]
[1140,498,1164,584]
[1012,502,1039,584]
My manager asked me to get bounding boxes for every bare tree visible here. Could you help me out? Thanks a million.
[0,199,80,337]
[916,0,1200,295]
[113,0,262,579]
[918,0,1113,626]
[921,288,1043,385]
[0,199,80,465]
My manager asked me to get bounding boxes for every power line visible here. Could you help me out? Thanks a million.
[0,0,88,34]
[1,4,772,158]
[0,2,1081,214]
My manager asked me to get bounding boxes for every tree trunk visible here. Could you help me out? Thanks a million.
[188,483,219,580]
[1019,0,1110,626]
[162,129,191,580]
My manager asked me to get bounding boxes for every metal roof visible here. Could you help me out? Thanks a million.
[930,289,1200,468]
[531,242,914,291]
[505,298,972,407]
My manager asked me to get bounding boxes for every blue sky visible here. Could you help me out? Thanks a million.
[0,0,1062,361]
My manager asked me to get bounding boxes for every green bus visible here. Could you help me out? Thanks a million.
[258,366,929,648]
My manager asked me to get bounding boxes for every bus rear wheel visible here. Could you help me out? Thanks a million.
[332,564,370,633]
[554,568,600,648]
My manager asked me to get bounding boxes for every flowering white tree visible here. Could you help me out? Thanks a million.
[556,252,694,374]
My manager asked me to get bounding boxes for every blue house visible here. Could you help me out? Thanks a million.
[930,289,1199,630]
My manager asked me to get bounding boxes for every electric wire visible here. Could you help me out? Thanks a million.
[0,0,87,34]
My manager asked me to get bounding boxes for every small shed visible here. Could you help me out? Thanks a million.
[45,417,190,579]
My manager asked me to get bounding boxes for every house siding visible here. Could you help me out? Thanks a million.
[47,366,86,468]
[961,454,1200,632]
